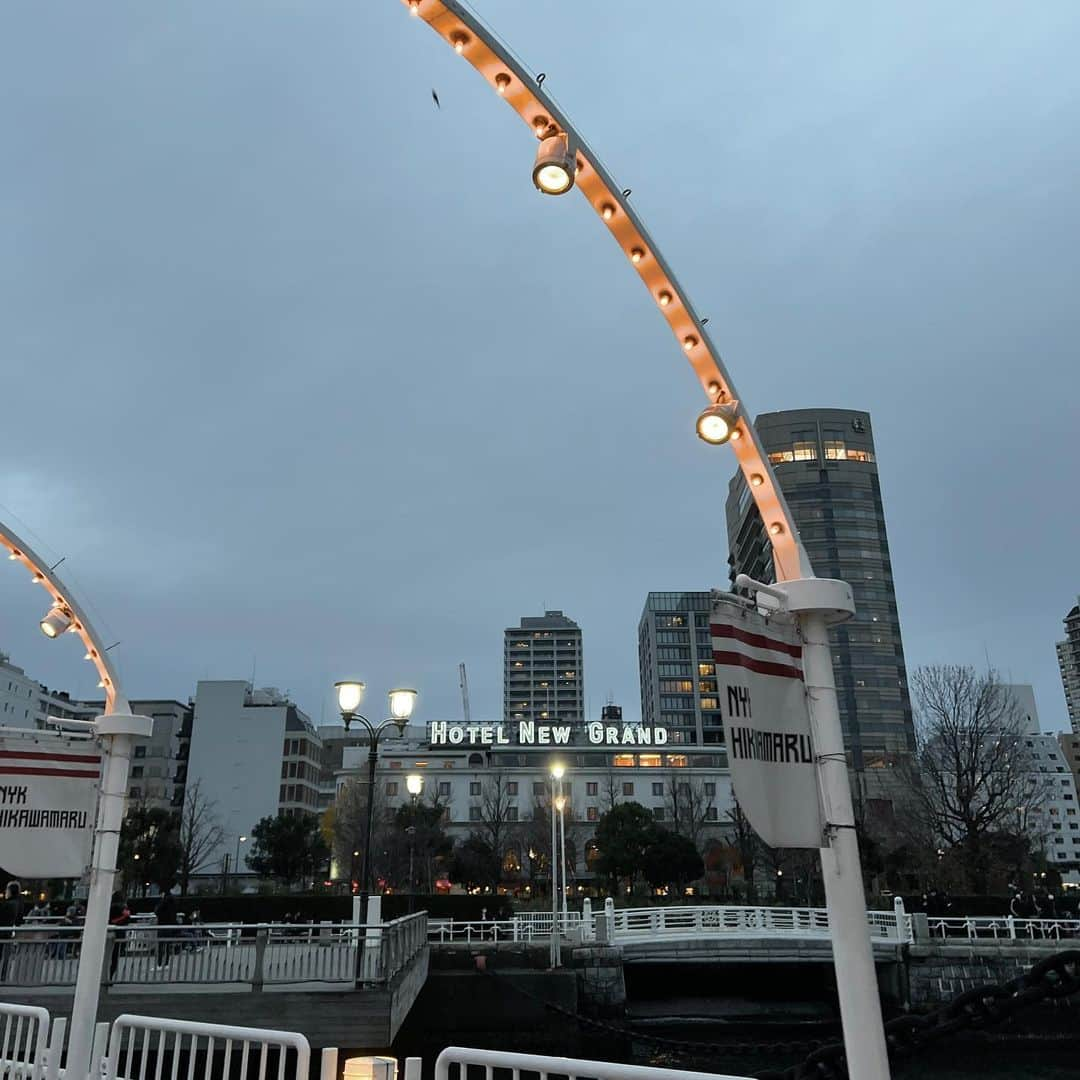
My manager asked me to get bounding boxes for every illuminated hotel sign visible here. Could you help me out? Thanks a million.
[429,721,667,747]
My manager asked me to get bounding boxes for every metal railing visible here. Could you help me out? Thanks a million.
[435,1047,753,1080]
[0,915,427,991]
[428,913,580,944]
[0,1003,51,1080]
[926,915,1080,941]
[103,1014,310,1080]
[426,904,910,946]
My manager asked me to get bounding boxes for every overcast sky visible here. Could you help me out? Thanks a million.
[2,1,1078,733]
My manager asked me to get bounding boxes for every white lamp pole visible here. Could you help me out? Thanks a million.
[556,793,568,923]
[549,762,565,968]
[396,5,892,1077]
[0,522,152,1080]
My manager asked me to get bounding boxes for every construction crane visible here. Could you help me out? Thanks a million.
[458,662,471,725]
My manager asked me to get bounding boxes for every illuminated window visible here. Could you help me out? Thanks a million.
[768,450,794,465]
[698,663,715,677]
[699,697,719,710]
[824,440,847,460]
[503,847,521,873]
[847,449,875,462]
[666,755,689,767]
[792,441,817,461]
[613,754,635,768]
[639,754,662,768]
[587,807,598,822]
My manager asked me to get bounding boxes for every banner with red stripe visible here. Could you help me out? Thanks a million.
[710,598,822,849]
[0,736,100,877]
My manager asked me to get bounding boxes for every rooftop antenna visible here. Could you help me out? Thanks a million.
[459,662,471,724]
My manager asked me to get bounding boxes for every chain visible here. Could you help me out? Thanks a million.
[483,968,831,1057]
[756,949,1080,1080]
[484,949,1080,1078]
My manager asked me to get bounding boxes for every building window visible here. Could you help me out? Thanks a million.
[586,782,598,796]
[704,782,716,796]
[533,781,545,796]
[653,808,665,821]
[384,782,398,796]
[470,782,481,796]
[133,746,146,759]
[587,807,598,822]
[622,782,634,796]
[469,806,481,822]
[130,766,143,779]
[507,806,518,822]
[438,782,451,797]
[507,782,518,796]
[652,782,663,796]
[706,807,719,821]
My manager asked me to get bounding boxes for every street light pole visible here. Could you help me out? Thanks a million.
[334,682,417,983]
[233,835,247,892]
[406,773,424,914]
[556,794,568,923]
[549,762,565,968]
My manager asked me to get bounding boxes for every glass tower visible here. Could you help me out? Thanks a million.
[724,408,915,789]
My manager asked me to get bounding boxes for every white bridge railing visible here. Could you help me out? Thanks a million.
[430,903,914,945]
[0,914,427,991]
[925,915,1080,941]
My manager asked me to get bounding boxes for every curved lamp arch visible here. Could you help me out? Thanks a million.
[0,521,129,714]
[394,6,889,1077]
[400,0,812,583]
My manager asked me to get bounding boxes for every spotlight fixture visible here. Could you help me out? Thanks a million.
[495,73,511,95]
[532,133,575,195]
[40,605,73,639]
[695,403,739,446]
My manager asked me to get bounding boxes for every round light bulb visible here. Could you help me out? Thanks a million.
[535,163,572,194]
[750,474,764,487]
[335,681,365,714]
[389,687,418,721]
[409,0,420,14]
[550,762,565,780]
[695,403,738,446]
[769,522,784,536]
[555,796,567,812]
[601,204,615,221]
[630,248,644,264]
[495,73,510,95]
[406,773,424,796]
[658,291,672,307]
[683,335,698,351]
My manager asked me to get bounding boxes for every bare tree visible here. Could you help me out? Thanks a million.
[725,799,760,903]
[665,772,715,849]
[475,771,519,864]
[601,771,622,812]
[178,780,225,895]
[330,776,388,884]
[910,665,1049,894]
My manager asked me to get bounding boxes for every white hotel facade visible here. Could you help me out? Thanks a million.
[337,721,735,886]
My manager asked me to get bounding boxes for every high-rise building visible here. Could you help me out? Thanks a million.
[186,681,322,867]
[638,592,724,747]
[725,409,915,779]
[1056,599,1080,735]
[503,611,584,726]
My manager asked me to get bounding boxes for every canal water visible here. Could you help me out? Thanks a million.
[389,967,1080,1078]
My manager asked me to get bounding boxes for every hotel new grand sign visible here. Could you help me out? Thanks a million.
[429,720,668,747]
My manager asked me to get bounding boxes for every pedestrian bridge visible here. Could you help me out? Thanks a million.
[428,902,1080,963]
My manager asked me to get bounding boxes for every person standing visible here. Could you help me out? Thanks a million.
[107,894,131,982]
[0,881,25,981]
[154,892,178,969]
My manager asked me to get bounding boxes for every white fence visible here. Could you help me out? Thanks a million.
[429,903,913,946]
[0,914,427,991]
[103,1015,310,1080]
[0,1003,56,1080]
[434,1047,753,1080]
[926,915,1080,941]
